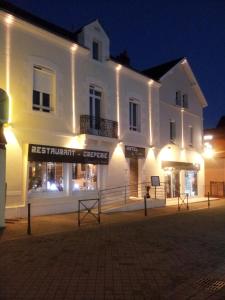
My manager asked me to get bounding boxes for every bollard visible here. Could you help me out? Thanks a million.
[208,192,210,208]
[144,195,147,216]
[27,202,31,235]
[187,194,189,210]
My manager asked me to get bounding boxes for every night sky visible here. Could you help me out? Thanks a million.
[7,0,225,129]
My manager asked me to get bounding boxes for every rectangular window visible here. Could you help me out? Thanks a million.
[89,85,102,129]
[175,91,181,106]
[33,66,53,112]
[182,94,188,108]
[129,100,140,132]
[170,121,176,142]
[72,163,97,191]
[92,41,99,60]
[189,126,193,146]
[28,162,63,192]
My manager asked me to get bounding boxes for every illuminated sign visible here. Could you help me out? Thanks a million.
[125,145,145,158]
[28,144,109,164]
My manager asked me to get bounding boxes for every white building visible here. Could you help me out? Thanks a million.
[0,2,207,218]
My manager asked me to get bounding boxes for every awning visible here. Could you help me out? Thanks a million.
[162,161,200,171]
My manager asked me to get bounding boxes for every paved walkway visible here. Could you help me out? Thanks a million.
[1,199,225,299]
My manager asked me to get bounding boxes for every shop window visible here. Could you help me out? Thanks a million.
[72,163,97,191]
[185,171,198,196]
[175,91,181,106]
[129,100,140,132]
[169,120,176,142]
[33,66,54,112]
[28,162,63,192]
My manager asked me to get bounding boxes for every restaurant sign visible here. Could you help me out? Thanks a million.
[28,144,109,165]
[125,145,145,159]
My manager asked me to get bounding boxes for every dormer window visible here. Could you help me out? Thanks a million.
[92,40,101,61]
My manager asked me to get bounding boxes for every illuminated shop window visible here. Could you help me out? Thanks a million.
[185,171,198,196]
[28,162,63,192]
[72,163,97,191]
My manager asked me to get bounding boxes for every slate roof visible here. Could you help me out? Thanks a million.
[141,57,185,81]
[0,0,78,43]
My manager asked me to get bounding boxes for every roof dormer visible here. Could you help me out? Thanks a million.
[76,19,110,62]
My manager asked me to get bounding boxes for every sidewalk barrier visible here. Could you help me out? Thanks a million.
[178,193,189,211]
[78,198,100,227]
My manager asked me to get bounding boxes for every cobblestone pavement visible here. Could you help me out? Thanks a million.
[1,200,225,299]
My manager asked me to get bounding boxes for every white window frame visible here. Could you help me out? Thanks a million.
[129,99,141,132]
[32,66,54,113]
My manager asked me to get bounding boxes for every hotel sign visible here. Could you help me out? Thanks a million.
[125,145,145,159]
[28,144,109,165]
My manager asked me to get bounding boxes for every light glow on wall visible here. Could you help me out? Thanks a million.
[66,134,86,149]
[116,65,121,138]
[3,126,19,146]
[148,84,153,146]
[181,108,184,149]
[5,14,14,25]
[204,135,213,141]
[5,20,12,123]
[113,142,124,157]
[204,142,214,159]
[71,46,77,134]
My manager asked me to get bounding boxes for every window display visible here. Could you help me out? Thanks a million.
[185,171,198,196]
[72,163,97,191]
[28,162,63,192]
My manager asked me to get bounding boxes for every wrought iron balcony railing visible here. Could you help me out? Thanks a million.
[80,115,118,139]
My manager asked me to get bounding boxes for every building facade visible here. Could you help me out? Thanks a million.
[204,116,225,197]
[0,2,207,218]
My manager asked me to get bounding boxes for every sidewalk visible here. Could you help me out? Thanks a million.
[1,198,225,241]
[1,199,225,299]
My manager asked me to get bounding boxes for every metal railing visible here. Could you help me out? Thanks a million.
[80,115,118,138]
[99,181,166,211]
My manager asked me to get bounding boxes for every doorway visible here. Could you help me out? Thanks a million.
[165,170,180,198]
[130,158,138,197]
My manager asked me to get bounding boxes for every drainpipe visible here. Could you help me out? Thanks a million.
[0,124,7,228]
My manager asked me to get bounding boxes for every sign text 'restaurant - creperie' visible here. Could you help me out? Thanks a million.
[28,144,109,165]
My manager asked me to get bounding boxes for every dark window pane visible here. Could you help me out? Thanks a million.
[93,41,99,60]
[33,90,40,105]
[95,90,101,97]
[133,103,137,126]
[43,93,50,107]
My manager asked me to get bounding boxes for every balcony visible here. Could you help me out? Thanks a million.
[80,115,118,139]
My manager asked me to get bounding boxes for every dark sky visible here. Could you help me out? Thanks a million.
[8,0,225,129]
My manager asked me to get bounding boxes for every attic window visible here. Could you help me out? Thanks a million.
[92,40,101,61]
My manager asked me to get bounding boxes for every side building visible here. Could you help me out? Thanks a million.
[0,2,207,217]
[204,116,225,197]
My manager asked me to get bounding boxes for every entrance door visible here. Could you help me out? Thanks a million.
[130,158,138,197]
[165,170,180,198]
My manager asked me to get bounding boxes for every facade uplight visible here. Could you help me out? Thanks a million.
[5,14,14,25]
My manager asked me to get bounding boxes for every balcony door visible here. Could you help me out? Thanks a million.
[89,85,101,130]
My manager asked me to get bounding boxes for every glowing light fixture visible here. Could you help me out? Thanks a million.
[204,135,213,141]
[148,80,154,86]
[204,142,214,159]
[116,64,121,71]
[5,14,14,25]
[71,44,78,52]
